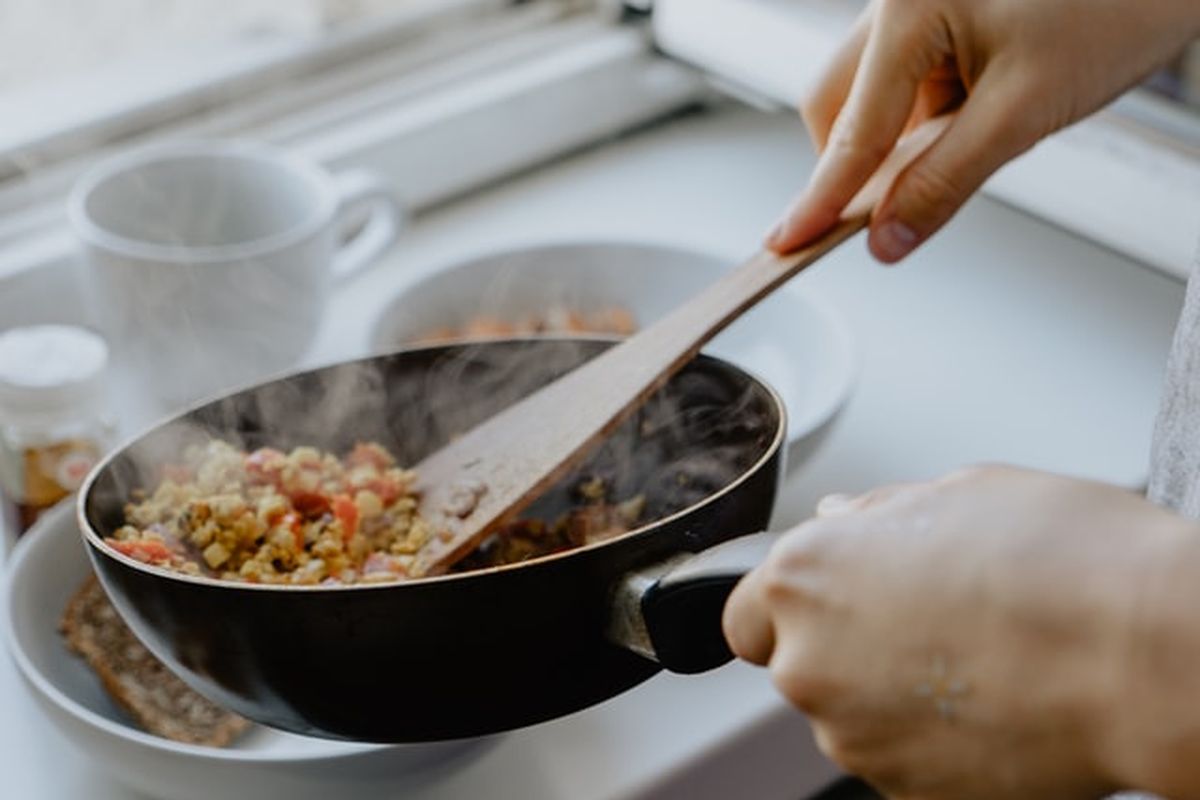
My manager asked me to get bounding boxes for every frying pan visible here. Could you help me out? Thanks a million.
[79,338,782,742]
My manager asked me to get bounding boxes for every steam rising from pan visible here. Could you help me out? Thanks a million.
[91,339,778,562]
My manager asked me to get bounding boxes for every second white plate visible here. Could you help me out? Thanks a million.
[370,239,857,461]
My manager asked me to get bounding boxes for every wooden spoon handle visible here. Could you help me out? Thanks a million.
[410,117,951,576]
[576,114,954,399]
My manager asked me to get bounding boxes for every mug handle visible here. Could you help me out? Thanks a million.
[331,169,405,282]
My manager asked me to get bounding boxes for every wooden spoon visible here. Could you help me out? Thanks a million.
[409,117,951,577]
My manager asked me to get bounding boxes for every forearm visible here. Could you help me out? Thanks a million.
[1096,516,1200,796]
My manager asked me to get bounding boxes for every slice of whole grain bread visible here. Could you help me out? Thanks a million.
[59,576,249,747]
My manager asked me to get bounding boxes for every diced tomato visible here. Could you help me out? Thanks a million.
[345,442,393,471]
[244,448,285,486]
[364,476,402,506]
[332,494,359,543]
[244,447,283,469]
[106,538,175,564]
[289,491,330,519]
[362,552,408,577]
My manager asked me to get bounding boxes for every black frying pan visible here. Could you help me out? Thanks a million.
[79,337,783,742]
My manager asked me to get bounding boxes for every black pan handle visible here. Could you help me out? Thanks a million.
[609,532,777,674]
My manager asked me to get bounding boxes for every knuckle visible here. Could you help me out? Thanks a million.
[813,730,912,795]
[811,724,865,773]
[861,766,917,799]
[724,624,763,665]
[1008,114,1046,155]
[874,0,912,20]
[897,161,965,223]
[760,529,826,600]
[798,87,825,125]
[770,659,830,714]
[876,0,938,48]
[998,79,1056,148]
[811,723,838,760]
[760,557,801,605]
[941,463,986,483]
[857,483,906,508]
[942,462,1008,485]
[799,103,831,151]
[826,113,891,163]
[848,481,928,513]
[812,724,846,763]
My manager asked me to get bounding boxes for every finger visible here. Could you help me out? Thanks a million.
[723,566,776,666]
[767,638,837,715]
[937,463,990,485]
[904,73,965,135]
[868,69,1041,262]
[800,5,873,152]
[815,493,856,516]
[817,482,926,517]
[768,4,948,253]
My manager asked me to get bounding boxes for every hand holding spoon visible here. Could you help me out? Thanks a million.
[410,117,952,577]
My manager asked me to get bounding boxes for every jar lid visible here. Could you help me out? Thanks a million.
[0,325,109,417]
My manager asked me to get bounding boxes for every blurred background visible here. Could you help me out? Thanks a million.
[0,3,1196,800]
[0,0,411,90]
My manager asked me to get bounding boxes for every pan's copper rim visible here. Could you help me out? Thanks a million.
[77,336,787,592]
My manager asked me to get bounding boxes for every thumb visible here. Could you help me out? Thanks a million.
[869,71,1041,263]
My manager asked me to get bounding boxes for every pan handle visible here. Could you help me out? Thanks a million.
[609,532,777,674]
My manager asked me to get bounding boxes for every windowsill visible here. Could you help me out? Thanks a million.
[0,33,312,160]
[0,18,707,328]
[0,0,515,179]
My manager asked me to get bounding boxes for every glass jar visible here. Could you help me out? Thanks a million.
[0,325,115,550]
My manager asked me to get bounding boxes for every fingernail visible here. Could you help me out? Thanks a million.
[766,192,809,251]
[872,219,919,262]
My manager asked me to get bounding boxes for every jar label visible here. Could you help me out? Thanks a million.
[55,449,97,492]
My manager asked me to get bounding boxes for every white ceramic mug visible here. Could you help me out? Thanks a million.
[68,140,403,413]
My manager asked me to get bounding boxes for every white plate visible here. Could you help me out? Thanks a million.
[370,240,857,464]
[2,501,493,800]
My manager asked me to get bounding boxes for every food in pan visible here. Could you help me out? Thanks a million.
[60,576,249,746]
[457,483,645,571]
[108,440,426,585]
[105,439,644,585]
[414,306,637,344]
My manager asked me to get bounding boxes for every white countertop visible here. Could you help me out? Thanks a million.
[0,103,1187,799]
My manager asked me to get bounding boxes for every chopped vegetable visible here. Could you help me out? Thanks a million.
[107,438,649,585]
[107,441,424,586]
[332,494,359,542]
[108,539,176,565]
